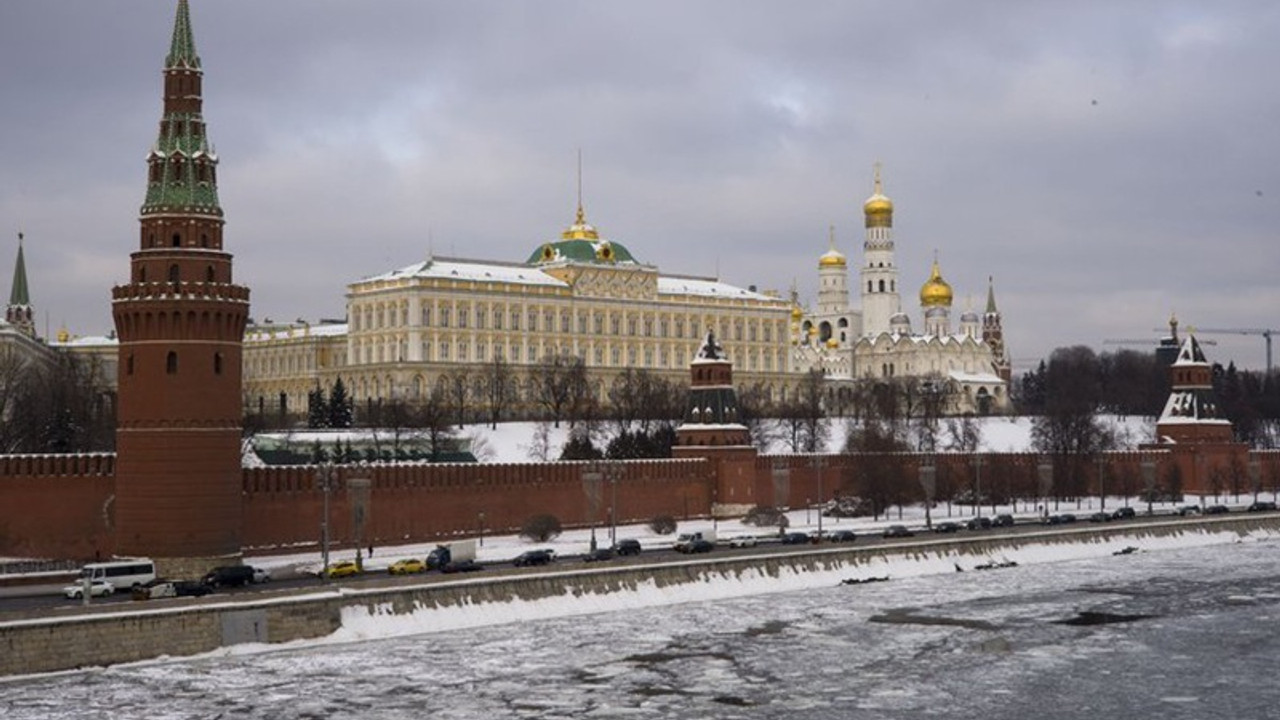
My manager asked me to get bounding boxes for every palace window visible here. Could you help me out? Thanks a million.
[476,305,486,329]
[441,306,451,327]
[458,306,468,328]
[560,312,570,333]
[578,314,587,334]
[510,310,520,330]
[422,306,431,326]
[611,316,620,335]
[439,341,449,360]
[594,314,603,334]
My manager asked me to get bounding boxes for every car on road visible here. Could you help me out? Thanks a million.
[387,558,426,575]
[1059,513,1078,524]
[1246,501,1277,512]
[64,579,114,599]
[827,530,857,543]
[727,535,759,548]
[202,565,255,588]
[933,522,962,534]
[513,549,556,567]
[1088,512,1110,523]
[1178,505,1202,516]
[965,517,992,530]
[252,566,271,583]
[992,514,1015,527]
[584,547,615,562]
[1111,507,1137,520]
[883,525,914,538]
[441,560,484,573]
[1205,505,1230,515]
[780,532,811,545]
[324,560,360,578]
[681,539,715,554]
[614,539,643,556]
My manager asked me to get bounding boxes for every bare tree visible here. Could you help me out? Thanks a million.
[531,352,588,428]
[438,368,471,429]
[480,356,517,429]
[1031,346,1117,501]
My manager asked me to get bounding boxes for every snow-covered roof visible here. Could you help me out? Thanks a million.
[1172,335,1210,367]
[360,258,568,288]
[48,334,117,348]
[657,276,778,302]
[948,370,1005,385]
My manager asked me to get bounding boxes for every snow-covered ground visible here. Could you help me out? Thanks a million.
[460,414,1155,464]
[3,529,1277,718]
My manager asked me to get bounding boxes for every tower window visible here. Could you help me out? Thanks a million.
[169,265,180,283]
[206,266,215,282]
[166,351,178,374]
[214,352,223,375]
[139,267,147,283]
[201,234,209,248]
[127,354,135,375]
[172,233,181,248]
[878,279,885,292]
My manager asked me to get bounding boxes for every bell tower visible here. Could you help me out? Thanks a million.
[111,1,250,573]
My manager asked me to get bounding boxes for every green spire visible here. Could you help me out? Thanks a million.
[9,233,29,307]
[166,0,201,70]
[985,276,998,314]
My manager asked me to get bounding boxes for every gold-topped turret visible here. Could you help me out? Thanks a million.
[919,255,953,307]
[863,162,894,228]
[818,224,846,267]
[561,203,600,240]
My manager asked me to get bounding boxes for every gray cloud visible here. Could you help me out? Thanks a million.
[1,1,1277,369]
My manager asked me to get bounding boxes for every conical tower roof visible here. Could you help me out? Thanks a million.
[166,0,201,70]
[9,233,29,307]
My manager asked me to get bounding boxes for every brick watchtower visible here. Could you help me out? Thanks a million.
[111,1,250,573]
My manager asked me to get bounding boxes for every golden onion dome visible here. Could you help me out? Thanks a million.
[825,337,839,349]
[920,258,953,308]
[819,247,847,268]
[790,305,804,320]
[863,163,894,228]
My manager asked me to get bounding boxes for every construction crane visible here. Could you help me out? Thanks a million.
[1183,328,1277,373]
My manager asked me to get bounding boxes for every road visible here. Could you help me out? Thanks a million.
[1,506,1271,618]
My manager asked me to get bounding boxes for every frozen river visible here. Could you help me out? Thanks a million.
[3,539,1279,719]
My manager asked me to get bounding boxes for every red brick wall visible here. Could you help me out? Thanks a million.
[0,454,115,559]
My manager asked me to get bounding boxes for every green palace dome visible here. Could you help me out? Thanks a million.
[526,205,639,266]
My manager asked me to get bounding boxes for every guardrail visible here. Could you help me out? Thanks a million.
[0,560,81,576]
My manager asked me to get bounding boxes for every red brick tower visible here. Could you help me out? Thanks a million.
[111,1,250,573]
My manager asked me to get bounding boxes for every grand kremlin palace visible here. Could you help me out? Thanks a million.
[235,168,1011,418]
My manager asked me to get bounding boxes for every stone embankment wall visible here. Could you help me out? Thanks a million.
[2,514,1276,677]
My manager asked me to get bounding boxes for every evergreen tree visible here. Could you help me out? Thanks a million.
[328,377,353,428]
[307,387,329,428]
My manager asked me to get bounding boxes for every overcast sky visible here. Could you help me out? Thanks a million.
[2,1,1278,371]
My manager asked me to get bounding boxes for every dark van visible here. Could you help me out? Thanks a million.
[202,565,255,588]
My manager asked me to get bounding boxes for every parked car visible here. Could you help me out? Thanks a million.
[513,549,556,567]
[780,532,811,545]
[728,535,759,548]
[202,565,255,588]
[827,530,857,543]
[584,547,615,562]
[933,522,962,534]
[1246,501,1277,512]
[992,514,1015,527]
[133,579,173,600]
[883,525,914,538]
[1178,505,1202,516]
[614,539,643,556]
[1088,512,1111,523]
[1111,507,1137,520]
[1059,513,1078,524]
[252,566,271,583]
[173,580,211,598]
[965,516,992,530]
[1205,504,1230,515]
[64,579,115,600]
[441,560,484,574]
[387,558,426,575]
[324,560,360,578]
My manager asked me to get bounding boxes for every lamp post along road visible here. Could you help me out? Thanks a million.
[1097,455,1106,512]
[316,462,335,581]
[919,458,937,530]
[1141,459,1156,517]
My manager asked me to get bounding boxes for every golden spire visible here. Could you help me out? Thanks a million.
[562,149,599,240]
[819,223,846,267]
[920,250,954,307]
[863,161,894,228]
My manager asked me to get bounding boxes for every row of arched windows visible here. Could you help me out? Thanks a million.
[125,350,225,377]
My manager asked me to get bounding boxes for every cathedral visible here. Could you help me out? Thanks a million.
[793,166,1010,412]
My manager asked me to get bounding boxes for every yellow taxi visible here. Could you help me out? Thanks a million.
[387,558,426,575]
[324,560,360,578]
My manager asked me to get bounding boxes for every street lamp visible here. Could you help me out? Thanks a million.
[478,511,486,547]
[1037,459,1054,520]
[316,462,336,581]
[972,455,984,519]
[1096,455,1107,512]
[1141,459,1156,517]
[811,456,826,541]
[919,456,937,530]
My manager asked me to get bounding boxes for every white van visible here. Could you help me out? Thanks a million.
[79,559,156,590]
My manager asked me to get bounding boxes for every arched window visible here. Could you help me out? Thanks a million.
[127,354,135,375]
[201,234,209,248]
[168,264,180,283]
[206,266,215,282]
[878,279,886,292]
[172,233,181,248]
[166,351,178,374]
[139,267,147,283]
[214,352,223,375]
